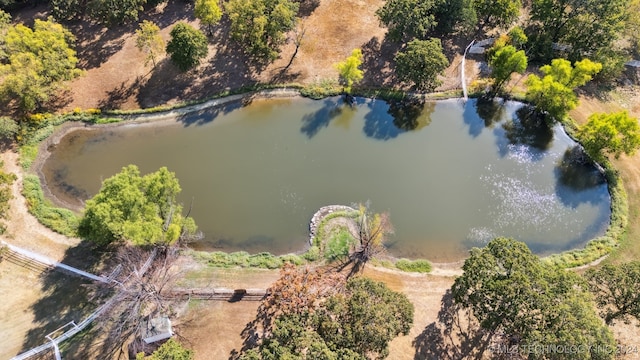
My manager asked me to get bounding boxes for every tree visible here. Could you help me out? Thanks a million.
[79,165,197,246]
[165,22,209,72]
[0,18,82,112]
[51,0,146,25]
[334,48,364,94]
[50,0,84,22]
[148,339,194,360]
[578,111,640,162]
[432,0,476,35]
[488,44,527,96]
[225,0,299,62]
[89,0,146,26]
[239,266,413,360]
[194,0,222,35]
[586,261,640,325]
[528,0,630,65]
[135,21,165,68]
[451,238,616,358]
[316,277,414,359]
[376,0,442,41]
[394,38,449,91]
[628,0,640,57]
[525,58,601,122]
[473,0,521,31]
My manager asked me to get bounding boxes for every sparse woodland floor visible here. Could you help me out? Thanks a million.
[1,0,640,358]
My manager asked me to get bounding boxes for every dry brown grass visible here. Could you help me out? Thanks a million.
[570,87,640,264]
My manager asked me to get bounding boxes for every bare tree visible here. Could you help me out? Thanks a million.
[91,245,184,358]
[340,203,393,276]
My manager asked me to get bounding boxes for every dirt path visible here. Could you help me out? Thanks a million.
[1,150,81,261]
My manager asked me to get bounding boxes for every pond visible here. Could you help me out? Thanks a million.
[40,96,611,262]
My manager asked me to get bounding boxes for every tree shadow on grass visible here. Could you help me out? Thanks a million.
[413,290,494,360]
[137,18,256,110]
[67,20,131,71]
[98,75,146,111]
[17,241,109,358]
[361,36,401,88]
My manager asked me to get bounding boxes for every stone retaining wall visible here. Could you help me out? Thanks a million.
[308,205,356,245]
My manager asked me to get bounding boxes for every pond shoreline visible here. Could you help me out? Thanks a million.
[30,90,620,270]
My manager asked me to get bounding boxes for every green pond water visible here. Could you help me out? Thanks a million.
[41,97,611,261]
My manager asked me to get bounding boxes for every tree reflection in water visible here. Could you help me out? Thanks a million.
[502,107,554,151]
[363,97,434,140]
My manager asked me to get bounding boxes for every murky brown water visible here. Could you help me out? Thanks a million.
[41,97,610,261]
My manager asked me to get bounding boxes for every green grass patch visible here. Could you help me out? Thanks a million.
[369,258,395,269]
[299,79,341,99]
[19,144,38,170]
[22,174,79,237]
[192,250,307,269]
[324,227,356,262]
[395,258,432,273]
[312,209,358,247]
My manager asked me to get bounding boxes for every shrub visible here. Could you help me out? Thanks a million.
[280,253,304,265]
[395,258,432,273]
[302,245,320,261]
[300,79,341,99]
[18,145,38,170]
[248,252,283,269]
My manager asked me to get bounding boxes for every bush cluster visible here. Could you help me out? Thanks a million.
[193,250,306,269]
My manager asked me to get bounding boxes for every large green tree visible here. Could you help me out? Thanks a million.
[578,111,640,162]
[316,277,414,359]
[225,0,299,62]
[0,18,82,112]
[528,0,630,66]
[376,0,442,41]
[50,0,84,22]
[334,48,364,94]
[135,20,165,68]
[488,44,527,96]
[52,0,146,25]
[452,238,616,358]
[394,38,449,91]
[51,0,147,25]
[166,22,209,72]
[586,261,640,325]
[432,0,476,35]
[79,165,197,246]
[90,0,145,26]
[473,0,521,31]
[525,58,601,122]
